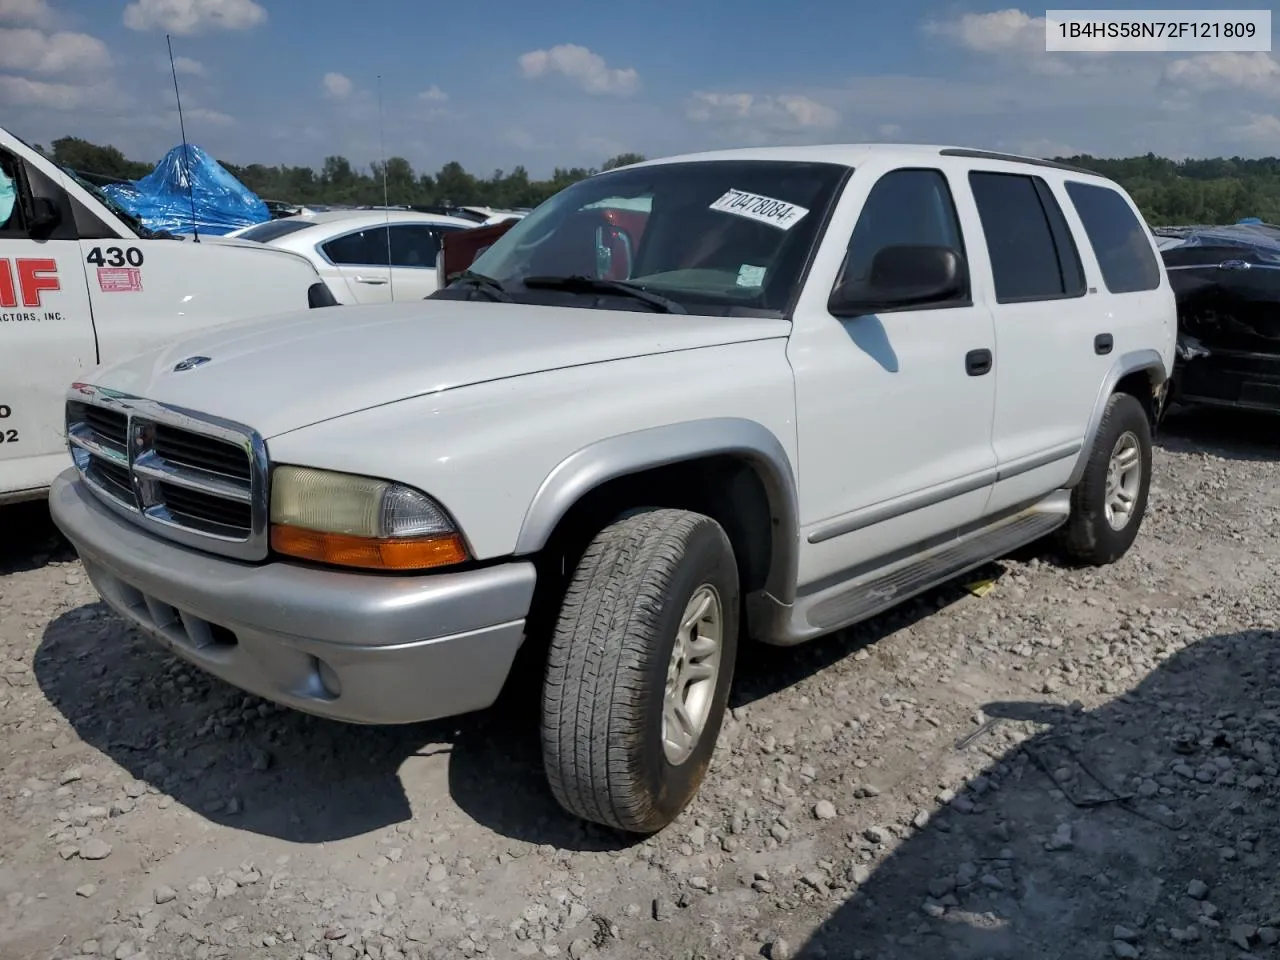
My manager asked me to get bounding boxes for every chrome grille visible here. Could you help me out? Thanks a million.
[65,385,269,562]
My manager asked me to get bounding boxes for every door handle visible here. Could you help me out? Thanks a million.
[1094,333,1114,355]
[353,276,388,285]
[965,348,993,377]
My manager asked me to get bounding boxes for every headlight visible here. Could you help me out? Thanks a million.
[269,465,468,571]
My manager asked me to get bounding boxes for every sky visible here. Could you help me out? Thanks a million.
[0,0,1278,179]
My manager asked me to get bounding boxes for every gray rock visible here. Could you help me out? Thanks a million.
[568,939,591,959]
[1229,925,1256,949]
[863,826,887,844]
[1186,879,1209,900]
[1113,925,1137,942]
[1045,824,1074,852]
[769,939,793,960]
[78,838,112,861]
[813,800,837,820]
[1111,941,1139,959]
[75,883,97,898]
[153,886,176,904]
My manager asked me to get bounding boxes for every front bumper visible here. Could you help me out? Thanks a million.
[1173,347,1280,413]
[48,468,536,725]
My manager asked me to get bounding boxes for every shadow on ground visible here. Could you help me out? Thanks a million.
[796,627,1280,960]
[0,500,74,575]
[1158,405,1280,463]
[31,562,1006,854]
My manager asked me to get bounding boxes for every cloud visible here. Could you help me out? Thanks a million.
[0,0,51,26]
[170,55,206,76]
[1231,113,1280,144]
[923,8,1044,54]
[185,106,233,126]
[0,73,93,109]
[923,9,1078,76]
[322,72,352,99]
[1164,52,1280,96]
[418,84,448,103]
[124,0,266,34]
[0,28,111,74]
[517,43,639,96]
[686,91,840,132]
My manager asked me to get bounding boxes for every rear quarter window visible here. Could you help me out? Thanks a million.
[1064,181,1162,294]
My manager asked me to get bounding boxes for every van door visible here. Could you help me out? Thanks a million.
[0,145,97,499]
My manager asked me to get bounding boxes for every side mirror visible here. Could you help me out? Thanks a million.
[27,196,61,237]
[828,244,966,317]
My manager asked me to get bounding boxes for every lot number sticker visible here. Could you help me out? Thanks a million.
[709,189,809,230]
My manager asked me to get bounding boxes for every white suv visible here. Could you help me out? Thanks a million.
[49,144,1177,834]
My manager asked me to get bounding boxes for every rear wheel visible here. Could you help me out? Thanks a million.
[1061,391,1152,565]
[540,507,739,834]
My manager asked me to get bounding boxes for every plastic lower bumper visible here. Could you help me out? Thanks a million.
[48,468,536,725]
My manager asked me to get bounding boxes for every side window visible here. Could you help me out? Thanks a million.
[838,167,969,302]
[388,224,442,268]
[968,171,1085,303]
[0,150,26,237]
[1064,181,1161,294]
[322,227,391,266]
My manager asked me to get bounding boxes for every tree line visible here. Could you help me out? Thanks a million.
[35,135,1280,226]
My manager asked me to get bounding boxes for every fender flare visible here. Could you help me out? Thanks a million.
[513,417,801,604]
[1067,348,1168,488]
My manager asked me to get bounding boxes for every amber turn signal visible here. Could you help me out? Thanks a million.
[270,524,469,571]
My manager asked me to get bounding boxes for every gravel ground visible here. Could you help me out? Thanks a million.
[2,406,1278,960]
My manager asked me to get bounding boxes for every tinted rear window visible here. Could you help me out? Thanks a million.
[235,219,314,243]
[1064,181,1162,294]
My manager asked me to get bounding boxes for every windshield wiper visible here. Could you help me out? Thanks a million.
[449,269,512,302]
[522,275,686,314]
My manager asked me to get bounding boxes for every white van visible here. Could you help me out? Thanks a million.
[0,125,336,506]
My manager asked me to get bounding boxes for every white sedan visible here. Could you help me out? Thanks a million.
[230,209,480,304]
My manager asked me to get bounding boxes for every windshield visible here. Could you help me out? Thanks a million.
[459,159,850,317]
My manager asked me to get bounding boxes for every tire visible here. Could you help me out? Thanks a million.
[1060,391,1153,566]
[540,507,740,834]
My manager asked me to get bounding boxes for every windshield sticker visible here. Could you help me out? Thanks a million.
[709,189,809,231]
[97,267,143,293]
[736,264,767,288]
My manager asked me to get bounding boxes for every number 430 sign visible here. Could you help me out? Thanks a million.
[86,246,145,268]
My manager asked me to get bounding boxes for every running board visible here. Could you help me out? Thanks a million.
[780,491,1071,644]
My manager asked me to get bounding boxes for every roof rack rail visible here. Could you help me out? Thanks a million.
[938,148,1099,176]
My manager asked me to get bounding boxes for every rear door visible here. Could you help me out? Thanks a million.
[318,225,393,304]
[387,223,464,299]
[0,144,96,495]
[967,169,1098,514]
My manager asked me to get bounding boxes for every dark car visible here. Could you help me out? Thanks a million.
[1157,220,1280,414]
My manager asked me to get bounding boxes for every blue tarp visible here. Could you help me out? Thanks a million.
[100,143,270,236]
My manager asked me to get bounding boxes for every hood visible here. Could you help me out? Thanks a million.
[86,299,791,438]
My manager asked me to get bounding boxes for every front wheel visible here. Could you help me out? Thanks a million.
[1060,391,1153,566]
[540,507,740,834]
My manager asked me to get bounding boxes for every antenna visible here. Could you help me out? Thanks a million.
[377,73,393,300]
[167,34,199,242]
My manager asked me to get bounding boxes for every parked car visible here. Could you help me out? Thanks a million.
[1156,221,1280,414]
[0,123,336,507]
[48,143,1176,834]
[229,209,478,303]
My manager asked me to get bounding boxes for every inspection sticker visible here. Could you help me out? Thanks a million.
[709,189,809,230]
[737,264,767,287]
[97,267,143,293]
